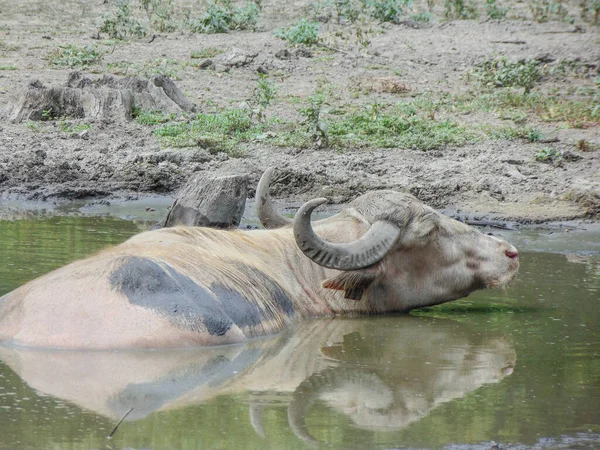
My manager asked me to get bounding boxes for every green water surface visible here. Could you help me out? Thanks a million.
[0,214,598,450]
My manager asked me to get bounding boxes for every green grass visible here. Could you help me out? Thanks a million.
[107,58,184,79]
[469,57,541,94]
[0,64,17,70]
[0,40,19,52]
[48,44,103,68]
[275,19,320,45]
[455,90,600,127]
[153,108,267,156]
[187,0,259,33]
[59,121,92,134]
[484,125,542,142]
[328,107,480,149]
[99,0,147,40]
[190,47,223,59]
[535,147,563,163]
[134,109,174,125]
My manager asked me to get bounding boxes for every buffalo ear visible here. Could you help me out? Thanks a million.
[322,270,378,301]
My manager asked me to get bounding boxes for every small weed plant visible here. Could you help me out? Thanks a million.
[470,58,541,94]
[188,0,259,33]
[444,0,478,19]
[133,108,174,125]
[190,47,223,59]
[48,44,103,68]
[107,58,183,79]
[0,64,17,70]
[153,109,264,156]
[580,0,600,23]
[139,0,176,32]
[299,93,329,147]
[530,0,572,23]
[485,0,508,19]
[99,0,147,39]
[59,121,92,135]
[275,19,320,45]
[363,0,412,23]
[535,147,563,163]
[249,75,276,122]
[411,11,432,22]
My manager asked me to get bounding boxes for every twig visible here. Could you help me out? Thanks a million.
[541,25,585,34]
[107,407,134,439]
[537,137,560,144]
[148,34,157,44]
[317,42,351,55]
[490,40,526,45]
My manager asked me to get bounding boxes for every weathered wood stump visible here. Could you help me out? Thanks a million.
[2,72,196,123]
[160,174,248,228]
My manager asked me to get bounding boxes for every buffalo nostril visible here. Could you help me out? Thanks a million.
[505,250,519,260]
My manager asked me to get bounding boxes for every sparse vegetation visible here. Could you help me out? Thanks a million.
[458,90,600,126]
[485,0,508,19]
[0,40,19,52]
[107,58,183,79]
[444,0,478,19]
[488,125,543,142]
[59,121,92,135]
[580,0,600,24]
[187,0,259,33]
[275,19,320,45]
[299,93,329,148]
[0,65,17,70]
[153,108,265,156]
[133,108,175,125]
[99,0,147,39]
[328,102,479,150]
[139,0,176,32]
[364,0,412,23]
[530,0,572,23]
[535,147,563,163]
[248,75,277,122]
[48,44,103,68]
[469,58,541,94]
[411,11,432,22]
[190,47,223,59]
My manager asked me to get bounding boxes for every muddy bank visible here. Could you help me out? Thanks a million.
[1,129,598,224]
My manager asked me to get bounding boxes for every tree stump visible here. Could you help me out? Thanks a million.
[2,72,196,123]
[160,174,248,229]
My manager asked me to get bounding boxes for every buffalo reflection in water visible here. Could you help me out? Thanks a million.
[0,316,515,442]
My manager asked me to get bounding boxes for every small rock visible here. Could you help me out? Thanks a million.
[275,49,292,60]
[562,151,582,162]
[294,48,313,58]
[198,59,215,70]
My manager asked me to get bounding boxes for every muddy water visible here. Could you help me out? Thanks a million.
[0,214,599,450]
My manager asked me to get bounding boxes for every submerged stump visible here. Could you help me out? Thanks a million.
[160,174,248,229]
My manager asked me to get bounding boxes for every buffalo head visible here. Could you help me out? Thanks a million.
[257,168,519,311]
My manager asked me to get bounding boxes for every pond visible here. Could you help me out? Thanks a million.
[0,207,599,450]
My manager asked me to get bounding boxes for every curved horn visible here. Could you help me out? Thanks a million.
[287,369,338,445]
[293,199,401,270]
[249,402,266,438]
[256,167,293,229]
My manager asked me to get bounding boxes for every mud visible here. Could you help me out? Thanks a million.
[0,0,598,223]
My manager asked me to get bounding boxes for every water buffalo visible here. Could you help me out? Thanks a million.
[0,168,519,349]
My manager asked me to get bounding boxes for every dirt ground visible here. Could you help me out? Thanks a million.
[0,0,599,223]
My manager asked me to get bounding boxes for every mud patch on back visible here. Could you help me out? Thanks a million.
[109,257,233,336]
